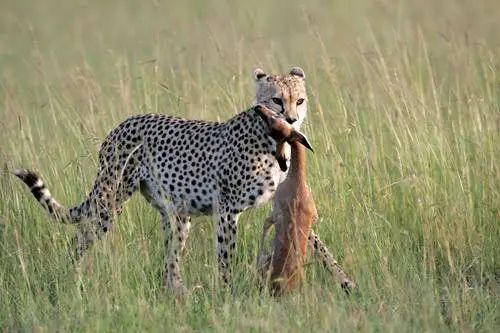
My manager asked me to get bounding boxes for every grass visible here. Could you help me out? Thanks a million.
[1,0,499,331]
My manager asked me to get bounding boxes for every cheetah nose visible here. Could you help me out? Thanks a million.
[286,117,297,124]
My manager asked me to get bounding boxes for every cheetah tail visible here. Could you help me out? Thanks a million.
[13,168,82,224]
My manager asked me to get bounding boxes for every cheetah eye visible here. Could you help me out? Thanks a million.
[271,98,283,107]
[296,98,305,106]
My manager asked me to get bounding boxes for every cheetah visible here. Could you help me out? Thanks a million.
[14,67,349,294]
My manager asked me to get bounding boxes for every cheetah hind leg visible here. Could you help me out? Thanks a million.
[68,203,117,263]
[215,207,241,287]
[70,224,97,262]
[162,213,189,297]
[69,178,137,265]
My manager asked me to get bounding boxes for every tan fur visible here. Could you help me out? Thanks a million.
[254,105,316,295]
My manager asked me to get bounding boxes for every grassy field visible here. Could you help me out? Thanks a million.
[1,0,499,331]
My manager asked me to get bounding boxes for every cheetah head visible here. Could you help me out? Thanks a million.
[254,104,313,172]
[253,67,307,130]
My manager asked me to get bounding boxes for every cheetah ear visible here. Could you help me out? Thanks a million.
[291,130,313,152]
[253,68,267,81]
[289,67,305,79]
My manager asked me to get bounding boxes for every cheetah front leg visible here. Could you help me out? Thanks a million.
[308,230,357,292]
[139,179,188,296]
[162,213,190,297]
[215,208,241,286]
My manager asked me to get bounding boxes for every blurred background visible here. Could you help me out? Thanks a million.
[0,1,498,331]
[1,0,498,118]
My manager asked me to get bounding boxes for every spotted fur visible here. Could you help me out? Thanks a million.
[14,67,348,294]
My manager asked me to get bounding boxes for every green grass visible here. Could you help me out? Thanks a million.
[1,0,499,331]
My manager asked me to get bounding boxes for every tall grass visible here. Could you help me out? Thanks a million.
[1,0,498,331]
